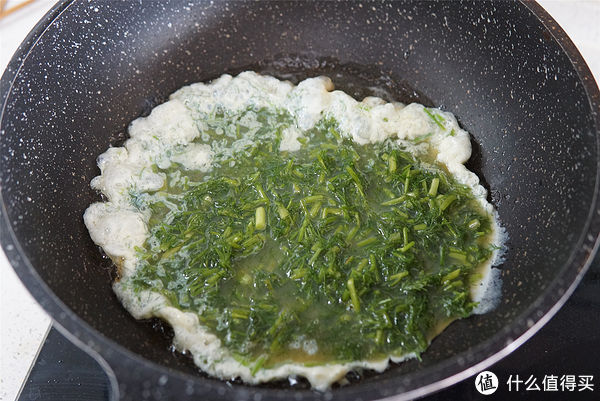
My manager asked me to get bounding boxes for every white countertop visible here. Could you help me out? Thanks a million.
[0,1,599,400]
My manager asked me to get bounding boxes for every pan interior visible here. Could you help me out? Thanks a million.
[0,0,597,394]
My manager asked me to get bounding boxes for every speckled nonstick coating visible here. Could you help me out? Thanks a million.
[1,1,599,400]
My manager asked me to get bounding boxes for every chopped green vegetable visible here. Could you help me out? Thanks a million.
[255,207,267,231]
[347,277,361,312]
[424,108,447,130]
[428,177,440,197]
[129,107,495,369]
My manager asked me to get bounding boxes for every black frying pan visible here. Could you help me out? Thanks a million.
[1,1,599,400]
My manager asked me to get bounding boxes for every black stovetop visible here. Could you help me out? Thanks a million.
[17,252,599,401]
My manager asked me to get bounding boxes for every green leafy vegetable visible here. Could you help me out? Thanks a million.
[128,107,494,369]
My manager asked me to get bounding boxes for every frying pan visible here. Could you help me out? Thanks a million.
[1,1,599,400]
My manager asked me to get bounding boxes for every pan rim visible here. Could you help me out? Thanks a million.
[0,0,599,400]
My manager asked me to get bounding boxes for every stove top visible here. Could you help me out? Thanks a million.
[17,252,599,401]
